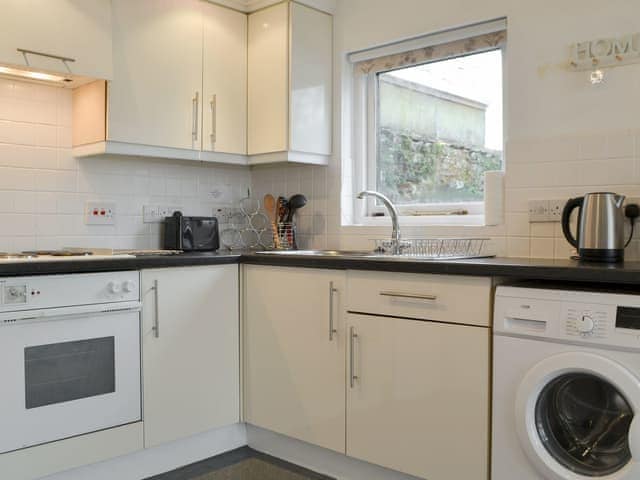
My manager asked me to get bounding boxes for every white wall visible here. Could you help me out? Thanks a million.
[4,2,640,259]
[253,0,640,258]
[0,78,251,252]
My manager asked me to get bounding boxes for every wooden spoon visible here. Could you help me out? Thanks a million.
[263,194,276,224]
[263,194,279,248]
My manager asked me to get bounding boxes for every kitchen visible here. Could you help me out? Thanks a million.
[1,1,640,480]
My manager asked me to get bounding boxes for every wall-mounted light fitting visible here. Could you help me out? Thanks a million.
[0,65,69,83]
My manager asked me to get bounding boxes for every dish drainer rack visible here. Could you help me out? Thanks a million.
[372,237,491,258]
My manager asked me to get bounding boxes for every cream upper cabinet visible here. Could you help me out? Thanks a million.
[346,313,490,480]
[141,265,240,448]
[108,0,204,152]
[244,265,346,453]
[0,0,112,80]
[202,2,247,156]
[248,1,332,165]
[73,0,248,164]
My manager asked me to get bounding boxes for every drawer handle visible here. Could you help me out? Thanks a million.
[379,291,437,301]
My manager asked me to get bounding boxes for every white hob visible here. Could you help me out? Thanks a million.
[0,250,140,263]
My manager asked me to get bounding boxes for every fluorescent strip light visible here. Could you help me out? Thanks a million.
[0,65,67,83]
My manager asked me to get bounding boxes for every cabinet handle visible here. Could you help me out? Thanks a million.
[349,326,359,388]
[379,291,437,301]
[210,94,217,145]
[329,281,338,341]
[192,92,199,141]
[151,279,160,338]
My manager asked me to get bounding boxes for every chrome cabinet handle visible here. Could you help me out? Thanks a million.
[350,326,359,388]
[151,279,159,338]
[210,94,217,145]
[379,291,437,301]
[329,281,338,341]
[192,92,199,141]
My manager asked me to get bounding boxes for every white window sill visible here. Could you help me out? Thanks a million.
[357,214,486,227]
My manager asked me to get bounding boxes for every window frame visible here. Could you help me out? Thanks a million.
[351,23,507,225]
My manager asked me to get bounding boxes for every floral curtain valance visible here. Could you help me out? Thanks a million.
[355,30,507,75]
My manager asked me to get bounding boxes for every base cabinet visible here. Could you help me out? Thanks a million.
[244,266,346,453]
[346,313,490,479]
[141,265,240,448]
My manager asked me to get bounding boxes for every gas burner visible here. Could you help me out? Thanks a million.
[21,250,94,257]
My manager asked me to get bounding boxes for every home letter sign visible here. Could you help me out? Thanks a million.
[570,33,640,70]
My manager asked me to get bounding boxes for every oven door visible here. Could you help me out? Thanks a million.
[0,303,141,454]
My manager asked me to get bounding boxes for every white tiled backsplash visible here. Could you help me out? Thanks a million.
[0,79,250,252]
[253,131,640,259]
[3,78,640,259]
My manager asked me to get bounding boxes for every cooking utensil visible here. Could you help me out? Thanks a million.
[263,194,279,248]
[263,194,277,224]
[277,196,289,224]
[286,194,307,222]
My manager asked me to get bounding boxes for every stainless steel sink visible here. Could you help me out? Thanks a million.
[253,250,493,260]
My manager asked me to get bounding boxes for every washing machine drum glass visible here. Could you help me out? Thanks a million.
[535,373,633,476]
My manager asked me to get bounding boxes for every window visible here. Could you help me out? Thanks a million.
[351,21,506,219]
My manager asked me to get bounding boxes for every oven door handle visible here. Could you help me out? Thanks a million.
[0,301,142,325]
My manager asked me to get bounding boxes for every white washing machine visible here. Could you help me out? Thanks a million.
[492,286,640,480]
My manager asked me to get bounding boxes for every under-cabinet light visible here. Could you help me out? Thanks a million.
[0,65,68,83]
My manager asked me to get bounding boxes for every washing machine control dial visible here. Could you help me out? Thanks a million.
[578,315,595,334]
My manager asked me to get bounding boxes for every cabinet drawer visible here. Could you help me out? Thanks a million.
[346,271,491,327]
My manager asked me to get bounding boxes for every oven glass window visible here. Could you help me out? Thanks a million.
[535,373,633,476]
[25,337,115,409]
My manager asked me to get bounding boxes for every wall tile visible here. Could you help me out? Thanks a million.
[0,79,250,251]
[530,237,554,258]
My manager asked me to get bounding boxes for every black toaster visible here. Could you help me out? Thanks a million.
[163,212,220,251]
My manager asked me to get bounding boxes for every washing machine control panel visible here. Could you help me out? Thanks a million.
[496,287,640,350]
[565,305,609,339]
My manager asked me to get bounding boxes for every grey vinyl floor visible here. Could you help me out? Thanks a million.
[147,447,334,480]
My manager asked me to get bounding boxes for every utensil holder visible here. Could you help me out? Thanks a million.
[274,222,297,250]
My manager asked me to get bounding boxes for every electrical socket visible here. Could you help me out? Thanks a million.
[529,199,567,222]
[548,199,565,222]
[85,201,116,225]
[528,200,550,222]
[143,205,182,223]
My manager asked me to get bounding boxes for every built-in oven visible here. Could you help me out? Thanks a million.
[0,272,142,454]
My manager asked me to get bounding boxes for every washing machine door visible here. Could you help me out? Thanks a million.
[516,352,640,480]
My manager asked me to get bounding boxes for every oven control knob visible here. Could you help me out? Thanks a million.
[107,281,121,294]
[122,281,136,293]
[578,315,594,334]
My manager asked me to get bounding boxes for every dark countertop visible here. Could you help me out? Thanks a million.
[1,251,640,285]
[0,251,241,277]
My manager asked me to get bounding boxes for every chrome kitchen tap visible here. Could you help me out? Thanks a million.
[357,190,408,255]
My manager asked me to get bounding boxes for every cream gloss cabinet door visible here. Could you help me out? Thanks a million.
[247,2,289,155]
[202,2,247,155]
[141,265,240,448]
[0,0,112,79]
[289,1,332,156]
[108,0,203,151]
[346,314,490,480]
[244,266,346,453]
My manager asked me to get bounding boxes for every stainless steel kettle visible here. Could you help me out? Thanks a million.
[561,192,626,262]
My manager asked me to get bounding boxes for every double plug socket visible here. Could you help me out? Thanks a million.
[528,199,565,223]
